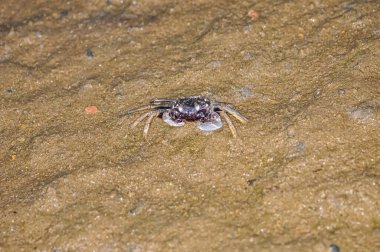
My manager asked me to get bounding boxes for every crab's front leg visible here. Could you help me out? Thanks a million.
[124,104,165,116]
[143,110,161,139]
[151,98,177,104]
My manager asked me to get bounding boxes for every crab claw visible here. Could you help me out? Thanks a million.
[162,111,185,127]
[197,112,223,132]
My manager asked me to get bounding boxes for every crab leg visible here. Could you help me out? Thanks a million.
[124,104,166,116]
[130,111,151,128]
[151,98,176,104]
[214,103,248,123]
[118,107,152,125]
[219,111,237,138]
[123,99,174,116]
[143,111,161,139]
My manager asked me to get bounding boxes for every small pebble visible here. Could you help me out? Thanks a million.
[247,9,259,21]
[295,141,305,150]
[329,244,340,252]
[247,178,257,186]
[242,51,255,60]
[85,105,98,114]
[348,101,376,121]
[128,203,144,216]
[109,190,124,201]
[373,28,380,37]
[337,88,346,95]
[288,140,306,158]
[4,88,15,95]
[243,25,253,33]
[286,125,296,138]
[35,31,42,38]
[314,88,322,98]
[60,10,69,17]
[86,49,94,59]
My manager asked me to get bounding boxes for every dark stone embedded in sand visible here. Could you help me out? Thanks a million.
[348,101,377,122]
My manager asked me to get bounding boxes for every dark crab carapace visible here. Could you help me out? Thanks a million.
[122,96,248,139]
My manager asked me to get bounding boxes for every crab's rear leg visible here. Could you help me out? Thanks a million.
[118,103,171,125]
[143,111,161,139]
[219,111,237,138]
[130,111,151,128]
[118,105,156,125]
[128,110,161,139]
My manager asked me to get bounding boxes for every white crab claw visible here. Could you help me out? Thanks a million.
[197,112,223,132]
[162,111,185,127]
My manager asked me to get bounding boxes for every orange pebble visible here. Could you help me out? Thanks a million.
[11,154,17,161]
[247,9,259,21]
[85,105,99,114]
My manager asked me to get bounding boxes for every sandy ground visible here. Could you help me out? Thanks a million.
[1,0,379,251]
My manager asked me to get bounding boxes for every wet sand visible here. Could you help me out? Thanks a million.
[1,0,379,251]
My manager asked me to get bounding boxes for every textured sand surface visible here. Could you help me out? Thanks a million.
[1,0,379,251]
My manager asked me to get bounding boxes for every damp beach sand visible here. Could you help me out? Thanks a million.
[0,0,379,251]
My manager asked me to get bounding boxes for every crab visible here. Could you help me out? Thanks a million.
[122,96,248,139]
